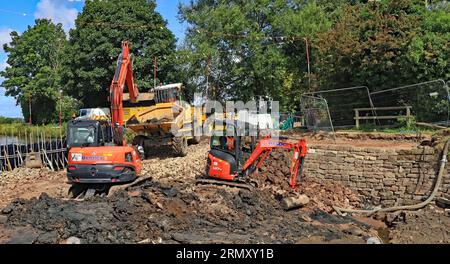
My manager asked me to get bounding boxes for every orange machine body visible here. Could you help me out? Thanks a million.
[67,145,142,184]
[205,120,307,189]
[207,153,237,181]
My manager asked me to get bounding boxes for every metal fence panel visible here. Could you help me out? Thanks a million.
[300,95,335,135]
[304,86,375,128]
[370,79,449,126]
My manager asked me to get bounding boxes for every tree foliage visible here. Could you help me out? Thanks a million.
[178,0,332,111]
[62,0,177,107]
[0,19,68,124]
[179,0,449,111]
[1,0,448,123]
[315,0,449,90]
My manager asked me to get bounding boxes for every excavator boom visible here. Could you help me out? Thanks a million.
[109,41,139,145]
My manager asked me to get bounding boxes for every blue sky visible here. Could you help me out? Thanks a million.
[0,0,188,118]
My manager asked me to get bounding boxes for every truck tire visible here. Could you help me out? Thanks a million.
[187,121,201,145]
[190,135,201,144]
[173,137,188,157]
[133,135,150,157]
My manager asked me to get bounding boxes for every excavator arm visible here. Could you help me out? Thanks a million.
[242,137,308,188]
[109,41,139,145]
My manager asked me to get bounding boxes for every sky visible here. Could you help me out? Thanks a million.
[0,0,188,118]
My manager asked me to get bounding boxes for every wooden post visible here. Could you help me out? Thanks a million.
[41,132,54,171]
[406,106,411,127]
[354,109,360,129]
[25,131,28,163]
[3,143,12,171]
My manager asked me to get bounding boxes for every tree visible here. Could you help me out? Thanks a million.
[62,0,177,107]
[314,0,449,90]
[178,0,332,111]
[0,19,69,124]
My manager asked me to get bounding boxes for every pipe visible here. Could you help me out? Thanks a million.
[333,138,450,215]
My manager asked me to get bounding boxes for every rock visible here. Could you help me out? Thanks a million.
[2,205,14,214]
[37,230,59,244]
[281,195,310,210]
[8,227,40,244]
[161,187,178,197]
[367,237,382,244]
[127,191,141,197]
[345,226,364,236]
[0,215,7,224]
[66,236,81,244]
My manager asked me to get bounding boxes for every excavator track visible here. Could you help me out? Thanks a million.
[107,175,153,196]
[195,177,257,191]
[67,175,154,201]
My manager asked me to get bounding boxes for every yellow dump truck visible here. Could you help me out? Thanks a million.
[126,83,203,157]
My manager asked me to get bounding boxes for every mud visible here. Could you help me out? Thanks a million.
[0,141,379,244]
[0,137,448,244]
[0,180,377,244]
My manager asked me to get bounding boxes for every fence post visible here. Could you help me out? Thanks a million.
[354,109,360,129]
[406,106,411,127]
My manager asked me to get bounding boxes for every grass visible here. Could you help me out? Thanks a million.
[0,122,65,140]
[352,122,437,134]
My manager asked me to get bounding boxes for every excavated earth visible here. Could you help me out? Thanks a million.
[0,136,448,244]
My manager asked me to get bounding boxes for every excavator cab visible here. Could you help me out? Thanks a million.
[206,120,256,182]
[67,119,113,149]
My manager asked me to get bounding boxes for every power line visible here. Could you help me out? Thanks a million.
[0,8,28,17]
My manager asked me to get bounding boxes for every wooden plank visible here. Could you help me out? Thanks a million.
[355,115,410,120]
[353,106,412,111]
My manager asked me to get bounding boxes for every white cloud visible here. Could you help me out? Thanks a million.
[34,0,79,32]
[0,28,13,52]
[0,60,8,72]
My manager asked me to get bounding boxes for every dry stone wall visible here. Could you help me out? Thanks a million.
[303,144,449,206]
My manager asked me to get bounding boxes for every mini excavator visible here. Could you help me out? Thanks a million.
[66,41,143,198]
[197,120,308,190]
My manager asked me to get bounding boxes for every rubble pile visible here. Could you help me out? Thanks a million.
[0,178,377,244]
[2,137,444,244]
[255,148,362,212]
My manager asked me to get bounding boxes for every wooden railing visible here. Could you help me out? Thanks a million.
[354,106,412,129]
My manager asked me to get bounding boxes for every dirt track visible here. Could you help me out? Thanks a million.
[0,138,448,244]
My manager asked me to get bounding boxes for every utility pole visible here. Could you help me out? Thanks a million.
[59,89,63,127]
[205,57,210,101]
[304,38,311,91]
[153,57,157,89]
[28,94,32,125]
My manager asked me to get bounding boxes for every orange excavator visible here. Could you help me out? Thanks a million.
[197,120,308,190]
[66,41,144,198]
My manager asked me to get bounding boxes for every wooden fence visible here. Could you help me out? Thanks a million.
[354,106,412,129]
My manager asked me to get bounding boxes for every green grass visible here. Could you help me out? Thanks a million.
[0,122,65,140]
[352,122,437,134]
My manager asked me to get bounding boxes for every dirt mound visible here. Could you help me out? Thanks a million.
[255,148,361,213]
[0,176,377,244]
[0,141,378,244]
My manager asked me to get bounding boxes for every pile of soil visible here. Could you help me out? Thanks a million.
[255,148,362,213]
[0,176,377,244]
[383,206,450,244]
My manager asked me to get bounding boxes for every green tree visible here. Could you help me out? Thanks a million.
[62,0,176,107]
[315,0,449,90]
[178,0,331,111]
[1,19,68,124]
